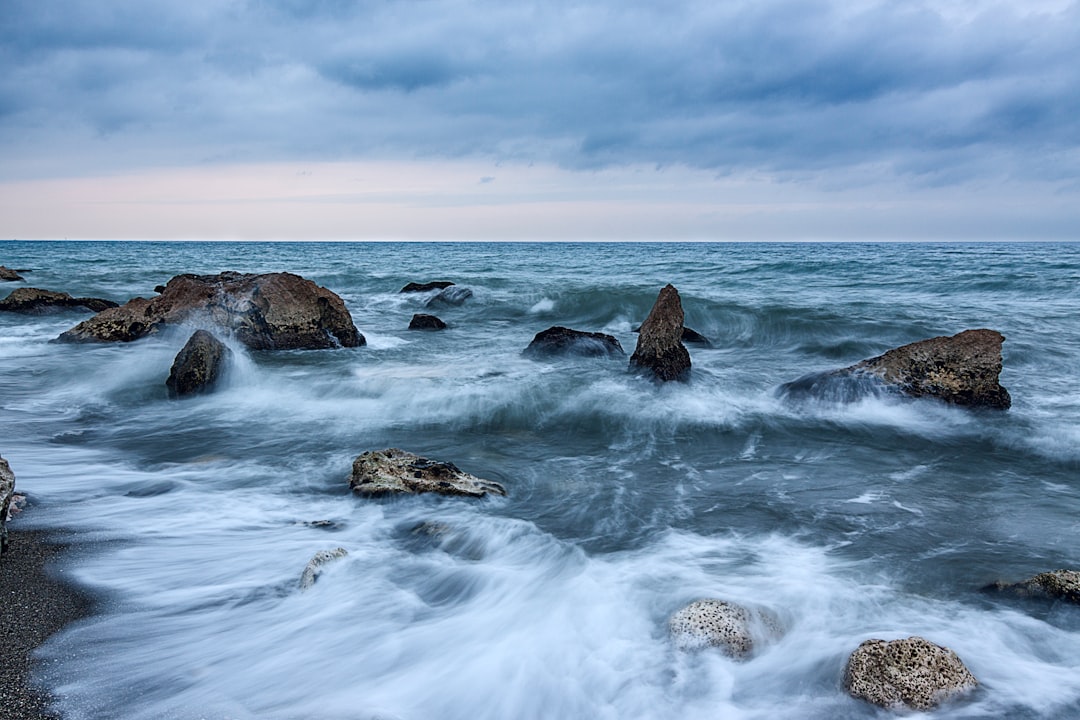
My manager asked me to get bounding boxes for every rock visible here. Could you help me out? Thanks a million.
[408,313,447,331]
[166,330,231,398]
[401,281,455,293]
[986,569,1080,604]
[0,266,25,281]
[633,324,712,347]
[426,286,473,308]
[350,448,506,498]
[0,287,119,314]
[58,271,364,350]
[299,547,348,590]
[522,326,625,358]
[668,599,781,659]
[629,284,691,382]
[844,636,978,711]
[1,455,14,554]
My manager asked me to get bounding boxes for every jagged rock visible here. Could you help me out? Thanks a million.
[633,325,712,347]
[350,448,506,498]
[401,281,455,293]
[522,326,625,358]
[166,330,231,398]
[668,599,781,659]
[844,636,978,711]
[426,286,473,308]
[299,547,348,590]
[0,266,25,281]
[986,569,1080,604]
[1,455,14,554]
[58,271,364,350]
[629,284,691,382]
[0,287,118,314]
[408,313,447,331]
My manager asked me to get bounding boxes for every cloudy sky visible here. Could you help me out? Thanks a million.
[1,0,1078,240]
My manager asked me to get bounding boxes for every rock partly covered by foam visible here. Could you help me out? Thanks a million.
[426,286,473,308]
[629,284,691,382]
[987,569,1080,604]
[400,281,455,294]
[350,448,506,498]
[668,599,781,659]
[0,287,118,314]
[58,271,364,350]
[166,330,231,398]
[522,326,625,358]
[299,547,348,590]
[408,313,447,331]
[0,266,24,282]
[844,636,978,711]
[847,329,1010,409]
[1,455,14,554]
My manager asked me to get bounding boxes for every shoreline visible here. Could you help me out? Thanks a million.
[0,527,93,720]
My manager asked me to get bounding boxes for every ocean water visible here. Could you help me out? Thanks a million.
[1,240,1078,720]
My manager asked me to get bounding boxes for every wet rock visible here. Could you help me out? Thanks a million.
[0,266,25,281]
[350,448,506,498]
[299,547,348,590]
[166,330,231,398]
[523,326,625,358]
[633,324,711,347]
[58,271,364,350]
[408,313,447,331]
[1,455,14,554]
[668,599,781,659]
[426,286,473,308]
[985,569,1080,604]
[0,287,118,314]
[629,284,691,382]
[844,636,978,711]
[401,281,455,293]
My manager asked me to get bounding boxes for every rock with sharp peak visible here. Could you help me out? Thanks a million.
[629,284,691,382]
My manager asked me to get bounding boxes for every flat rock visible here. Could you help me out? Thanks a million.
[0,266,25,281]
[426,286,473,308]
[166,330,231,398]
[400,281,455,293]
[668,599,781,659]
[522,326,625,358]
[986,569,1080,604]
[0,455,13,554]
[350,448,506,498]
[58,271,364,350]
[408,313,447,331]
[629,284,691,382]
[0,287,118,314]
[844,636,978,711]
[299,547,348,590]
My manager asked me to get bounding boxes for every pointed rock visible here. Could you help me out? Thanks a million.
[166,330,231,398]
[350,448,506,498]
[523,326,624,358]
[629,284,691,381]
[844,636,978,711]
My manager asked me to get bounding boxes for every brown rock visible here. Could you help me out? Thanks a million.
[57,271,364,350]
[166,330,231,398]
[987,569,1080,604]
[523,326,624,358]
[629,284,691,382]
[350,448,506,498]
[0,287,118,314]
[0,266,24,281]
[844,636,978,711]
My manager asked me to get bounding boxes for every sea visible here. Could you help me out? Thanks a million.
[1,240,1078,720]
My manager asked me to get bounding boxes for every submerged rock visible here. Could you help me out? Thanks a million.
[629,284,691,382]
[0,287,118,314]
[668,599,782,659]
[0,266,24,282]
[986,569,1080,604]
[58,271,364,350]
[350,448,506,498]
[299,547,348,590]
[166,330,231,398]
[522,326,625,358]
[400,281,455,294]
[844,636,978,711]
[408,313,447,331]
[1,455,14,554]
[426,286,473,308]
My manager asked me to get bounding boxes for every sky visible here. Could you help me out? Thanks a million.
[1,0,1078,241]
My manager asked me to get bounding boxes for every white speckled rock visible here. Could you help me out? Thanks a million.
[350,448,506,498]
[844,636,978,711]
[668,599,781,659]
[299,548,348,590]
[0,455,14,554]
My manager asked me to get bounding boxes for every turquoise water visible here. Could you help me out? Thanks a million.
[1,241,1078,719]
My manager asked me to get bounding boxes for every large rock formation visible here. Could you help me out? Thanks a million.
[299,547,348,590]
[629,284,691,382]
[408,313,447,331]
[522,326,625,358]
[426,286,473,308]
[0,266,25,281]
[844,636,978,711]
[400,281,454,293]
[0,288,118,314]
[57,271,364,350]
[986,569,1080,604]
[350,449,506,498]
[0,455,13,554]
[668,599,781,659]
[166,330,231,398]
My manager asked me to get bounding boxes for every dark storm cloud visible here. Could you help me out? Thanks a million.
[1,0,1078,184]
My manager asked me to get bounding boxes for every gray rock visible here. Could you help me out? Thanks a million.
[0,287,118,314]
[844,636,978,711]
[633,325,712,347]
[299,547,348,590]
[629,284,691,382]
[522,326,625,358]
[0,455,13,554]
[58,271,364,350]
[668,599,781,659]
[408,313,447,331]
[400,281,455,293]
[0,265,24,282]
[166,330,231,398]
[426,286,473,308]
[986,569,1080,604]
[350,448,506,498]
